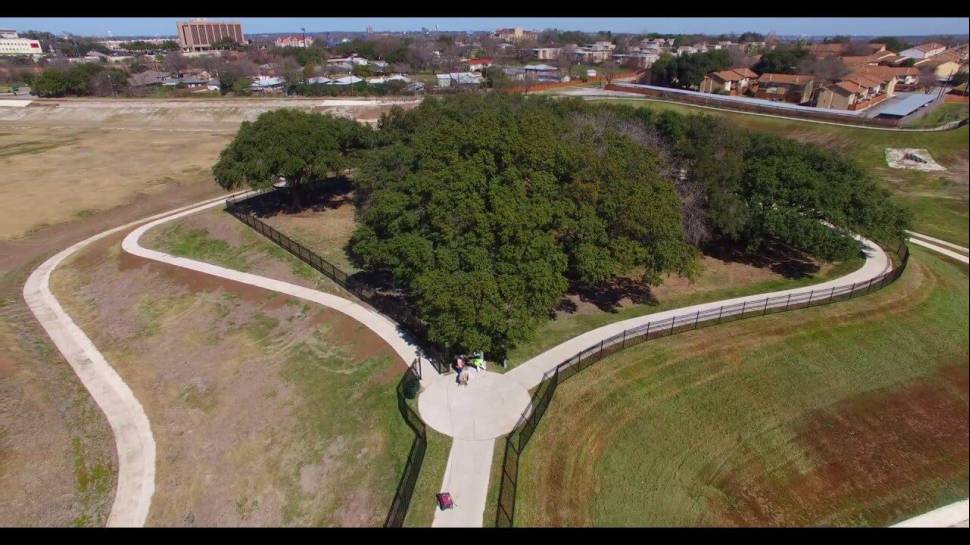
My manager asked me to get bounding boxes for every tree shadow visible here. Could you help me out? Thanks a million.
[700,239,820,279]
[237,177,354,219]
[554,277,660,316]
[551,238,822,317]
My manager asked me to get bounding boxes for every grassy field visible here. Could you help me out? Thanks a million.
[142,207,353,298]
[589,97,970,247]
[506,254,863,367]
[512,247,968,527]
[259,190,361,275]
[906,103,970,129]
[402,428,452,527]
[0,126,233,241]
[51,229,414,526]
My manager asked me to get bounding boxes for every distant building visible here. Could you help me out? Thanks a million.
[436,72,485,88]
[127,70,170,88]
[755,73,816,104]
[700,68,758,95]
[900,42,947,60]
[494,27,537,44]
[613,52,660,69]
[856,65,920,90]
[914,51,965,81]
[574,41,616,64]
[177,19,245,51]
[275,35,313,48]
[0,29,43,58]
[815,72,896,111]
[532,47,562,61]
[465,57,494,72]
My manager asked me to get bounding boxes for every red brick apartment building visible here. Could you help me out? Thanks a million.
[177,20,245,51]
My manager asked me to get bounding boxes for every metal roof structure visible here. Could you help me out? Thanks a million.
[873,93,939,118]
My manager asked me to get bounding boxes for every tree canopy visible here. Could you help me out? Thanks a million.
[349,95,697,356]
[752,47,812,74]
[212,109,374,206]
[213,95,909,360]
[31,64,127,97]
[649,49,732,89]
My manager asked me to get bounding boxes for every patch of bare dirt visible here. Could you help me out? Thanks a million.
[712,363,969,526]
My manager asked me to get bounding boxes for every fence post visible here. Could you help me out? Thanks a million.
[717,305,723,323]
[694,310,700,328]
[827,286,835,303]
[785,293,792,310]
[645,321,651,340]
[762,298,768,315]
[621,329,626,348]
[741,300,747,317]
[669,316,675,334]
[864,278,874,294]
[808,289,814,306]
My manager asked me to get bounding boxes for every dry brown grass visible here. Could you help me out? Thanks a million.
[50,227,411,526]
[0,126,232,240]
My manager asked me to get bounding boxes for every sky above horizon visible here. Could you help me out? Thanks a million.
[0,17,967,38]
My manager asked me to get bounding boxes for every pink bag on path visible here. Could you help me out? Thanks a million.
[437,492,455,510]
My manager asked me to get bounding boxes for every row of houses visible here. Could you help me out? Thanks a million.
[700,67,906,111]
[525,38,768,69]
[127,69,220,91]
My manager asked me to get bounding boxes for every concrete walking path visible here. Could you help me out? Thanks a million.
[892,500,969,527]
[23,185,956,528]
[906,231,969,254]
[908,237,970,264]
[432,438,496,527]
[121,196,433,377]
[505,233,889,391]
[418,233,896,527]
[21,193,240,527]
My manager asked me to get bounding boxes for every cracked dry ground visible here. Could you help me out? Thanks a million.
[48,227,413,526]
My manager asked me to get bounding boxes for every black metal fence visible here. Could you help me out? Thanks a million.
[494,241,910,527]
[385,358,427,527]
[225,188,451,374]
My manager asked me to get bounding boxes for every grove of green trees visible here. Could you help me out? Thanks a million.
[649,50,732,89]
[212,96,909,358]
[31,63,128,97]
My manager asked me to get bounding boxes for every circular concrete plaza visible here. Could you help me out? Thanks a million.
[417,370,532,440]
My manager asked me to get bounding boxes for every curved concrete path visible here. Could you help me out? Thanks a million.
[906,231,969,254]
[424,234,895,527]
[22,193,239,526]
[121,196,431,377]
[23,181,961,528]
[506,233,890,390]
[906,231,969,264]
[892,500,969,527]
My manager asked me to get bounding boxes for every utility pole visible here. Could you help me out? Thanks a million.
[301,27,306,49]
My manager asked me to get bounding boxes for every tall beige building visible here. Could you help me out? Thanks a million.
[177,20,245,51]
